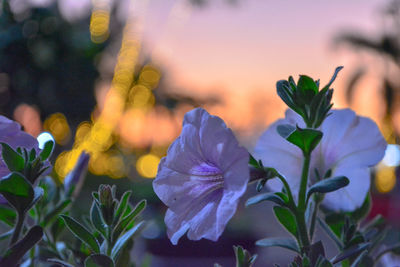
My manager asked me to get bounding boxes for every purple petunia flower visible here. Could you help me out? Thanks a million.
[254,109,387,212]
[153,108,249,245]
[0,115,39,178]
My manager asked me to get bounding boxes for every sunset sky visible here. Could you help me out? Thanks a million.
[134,0,387,133]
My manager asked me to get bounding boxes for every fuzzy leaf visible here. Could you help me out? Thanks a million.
[1,143,25,172]
[246,192,286,207]
[307,176,349,200]
[256,237,299,253]
[277,125,322,154]
[0,172,34,213]
[111,221,144,261]
[273,206,297,237]
[60,215,100,253]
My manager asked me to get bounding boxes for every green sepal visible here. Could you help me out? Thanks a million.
[256,237,300,253]
[60,215,100,253]
[273,206,297,237]
[85,254,115,267]
[0,172,34,214]
[0,143,25,172]
[39,139,55,161]
[277,125,322,155]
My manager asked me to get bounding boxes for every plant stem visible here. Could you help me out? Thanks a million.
[276,172,310,249]
[10,211,25,246]
[309,199,320,242]
[295,211,310,249]
[106,226,112,256]
[275,172,295,207]
[298,153,311,211]
[296,152,312,251]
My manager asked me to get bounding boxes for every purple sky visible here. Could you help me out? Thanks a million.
[141,0,383,96]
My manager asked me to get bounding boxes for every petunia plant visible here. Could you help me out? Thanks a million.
[0,67,398,266]
[152,67,399,266]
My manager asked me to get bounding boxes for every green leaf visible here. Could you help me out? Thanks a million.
[112,200,146,242]
[0,229,13,241]
[249,154,260,168]
[41,199,72,227]
[256,237,299,253]
[111,221,144,261]
[307,176,349,200]
[0,205,16,226]
[39,139,55,161]
[315,255,333,267]
[90,202,107,238]
[28,187,44,211]
[277,81,298,113]
[317,218,343,250]
[273,206,297,237]
[350,251,372,267]
[85,254,115,267]
[331,243,370,264]
[50,217,65,242]
[321,66,343,91]
[60,215,100,253]
[0,143,25,172]
[246,192,286,207]
[113,191,132,225]
[277,125,322,154]
[233,245,257,267]
[0,172,34,213]
[0,226,43,266]
[298,75,319,94]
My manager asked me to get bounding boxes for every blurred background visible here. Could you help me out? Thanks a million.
[1,0,400,266]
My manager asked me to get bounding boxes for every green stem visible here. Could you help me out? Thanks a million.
[276,172,310,249]
[106,226,112,256]
[296,153,312,251]
[295,211,310,249]
[10,211,25,246]
[298,153,311,211]
[309,199,320,242]
[275,172,295,207]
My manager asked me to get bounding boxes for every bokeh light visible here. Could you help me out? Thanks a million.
[43,113,71,145]
[136,154,161,178]
[375,165,397,193]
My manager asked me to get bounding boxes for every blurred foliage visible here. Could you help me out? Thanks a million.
[335,0,400,143]
[0,2,105,125]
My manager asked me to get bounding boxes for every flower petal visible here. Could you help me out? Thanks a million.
[165,189,223,244]
[319,109,386,169]
[153,108,249,244]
